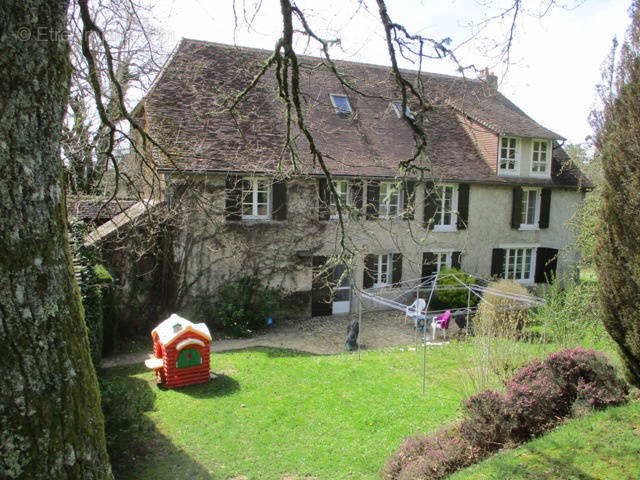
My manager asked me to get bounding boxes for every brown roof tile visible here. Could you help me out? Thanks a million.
[145,39,589,188]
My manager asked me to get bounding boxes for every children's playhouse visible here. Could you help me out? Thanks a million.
[144,313,212,388]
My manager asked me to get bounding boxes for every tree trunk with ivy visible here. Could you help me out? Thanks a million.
[0,2,113,478]
[594,1,640,388]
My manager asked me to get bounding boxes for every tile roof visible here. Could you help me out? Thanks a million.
[144,39,589,188]
[67,196,138,221]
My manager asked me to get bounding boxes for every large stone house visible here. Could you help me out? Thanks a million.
[131,39,590,318]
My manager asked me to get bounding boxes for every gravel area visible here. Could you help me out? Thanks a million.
[100,310,428,368]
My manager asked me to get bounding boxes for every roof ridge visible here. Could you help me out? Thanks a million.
[178,37,485,84]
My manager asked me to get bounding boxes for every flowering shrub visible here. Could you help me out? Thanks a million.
[385,348,628,480]
[384,426,485,480]
[459,390,512,452]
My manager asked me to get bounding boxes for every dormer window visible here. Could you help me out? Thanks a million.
[330,94,352,114]
[392,101,414,120]
[531,140,551,175]
[499,136,518,174]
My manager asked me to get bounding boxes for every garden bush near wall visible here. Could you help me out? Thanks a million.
[384,348,628,480]
[214,276,280,337]
[432,268,479,310]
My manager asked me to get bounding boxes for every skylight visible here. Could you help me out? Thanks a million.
[392,101,414,120]
[330,94,352,114]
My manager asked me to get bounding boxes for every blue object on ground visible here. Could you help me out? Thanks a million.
[265,317,273,326]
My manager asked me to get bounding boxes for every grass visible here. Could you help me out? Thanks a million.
[449,399,640,480]
[105,344,478,480]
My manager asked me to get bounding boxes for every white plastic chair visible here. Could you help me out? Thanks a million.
[405,298,426,327]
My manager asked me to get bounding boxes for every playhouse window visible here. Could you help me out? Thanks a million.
[177,348,202,368]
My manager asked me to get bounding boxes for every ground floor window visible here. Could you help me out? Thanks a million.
[505,247,535,283]
[374,253,393,286]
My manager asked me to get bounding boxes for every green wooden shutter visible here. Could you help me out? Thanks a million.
[511,187,523,229]
[318,178,329,220]
[391,253,403,286]
[311,256,332,316]
[350,180,363,219]
[272,180,287,220]
[423,182,438,230]
[456,183,470,230]
[402,181,416,220]
[225,175,242,221]
[535,247,558,283]
[452,251,462,270]
[422,252,437,280]
[491,248,506,278]
[539,188,552,229]
[363,254,377,289]
[366,181,380,219]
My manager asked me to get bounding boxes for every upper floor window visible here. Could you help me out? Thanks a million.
[505,247,535,283]
[434,184,457,231]
[242,178,270,219]
[531,140,550,175]
[330,94,352,114]
[392,101,414,120]
[520,188,540,229]
[499,136,518,174]
[330,180,349,219]
[379,182,401,218]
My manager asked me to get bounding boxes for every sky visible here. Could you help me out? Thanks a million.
[154,0,631,145]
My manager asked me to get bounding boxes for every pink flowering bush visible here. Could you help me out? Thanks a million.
[383,426,485,480]
[385,348,628,480]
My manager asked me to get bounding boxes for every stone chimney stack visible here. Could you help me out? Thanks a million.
[479,67,498,90]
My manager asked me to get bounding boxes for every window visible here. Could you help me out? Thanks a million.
[432,252,452,273]
[499,136,518,173]
[520,188,540,229]
[379,182,401,217]
[241,178,270,219]
[531,140,550,174]
[505,247,536,283]
[330,94,352,114]
[374,254,394,287]
[434,184,457,230]
[330,180,349,219]
[392,101,414,119]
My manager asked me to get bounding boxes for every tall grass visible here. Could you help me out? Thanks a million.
[457,278,615,396]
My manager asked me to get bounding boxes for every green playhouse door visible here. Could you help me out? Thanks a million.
[177,348,201,368]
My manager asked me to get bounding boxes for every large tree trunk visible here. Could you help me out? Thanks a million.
[0,2,113,478]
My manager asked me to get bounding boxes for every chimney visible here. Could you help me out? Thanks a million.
[479,67,498,90]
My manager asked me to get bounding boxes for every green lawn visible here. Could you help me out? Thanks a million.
[450,399,640,480]
[105,345,476,480]
[104,341,635,480]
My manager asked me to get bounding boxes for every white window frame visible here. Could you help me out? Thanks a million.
[379,181,402,218]
[530,139,551,177]
[501,243,538,284]
[241,177,271,220]
[329,94,352,114]
[520,187,541,230]
[330,180,350,220]
[392,101,415,120]
[374,253,394,287]
[498,136,519,176]
[428,249,453,274]
[433,184,458,232]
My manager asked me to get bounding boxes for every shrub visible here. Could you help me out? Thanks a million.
[432,268,479,310]
[214,276,280,337]
[504,348,628,442]
[384,426,485,480]
[459,390,512,452]
[387,348,628,479]
[474,279,530,338]
[99,375,155,470]
[531,279,609,349]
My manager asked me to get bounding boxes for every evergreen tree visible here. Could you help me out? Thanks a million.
[595,0,640,387]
